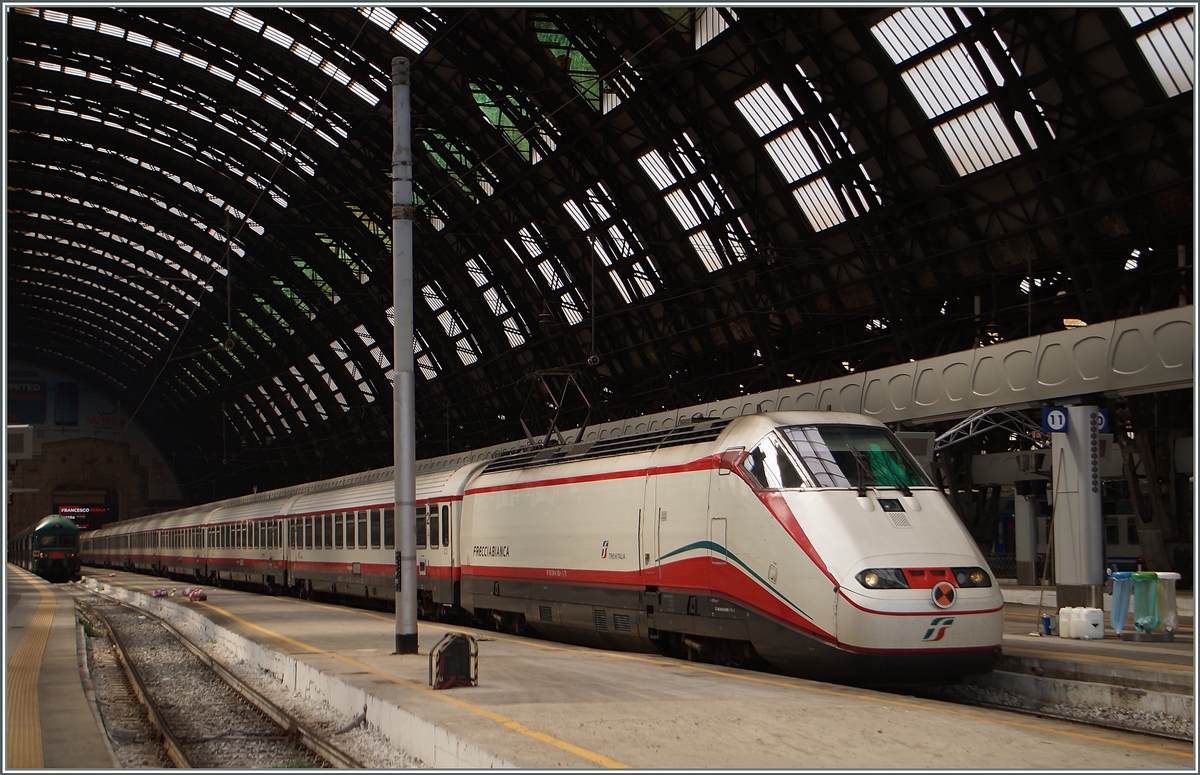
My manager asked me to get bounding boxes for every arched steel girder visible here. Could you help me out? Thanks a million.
[7,6,1192,501]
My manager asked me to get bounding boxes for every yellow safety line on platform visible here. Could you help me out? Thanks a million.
[278,591,1193,760]
[195,601,629,768]
[5,568,56,769]
[103,576,1191,763]
[271,596,1195,761]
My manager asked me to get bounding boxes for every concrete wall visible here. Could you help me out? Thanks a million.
[7,438,157,535]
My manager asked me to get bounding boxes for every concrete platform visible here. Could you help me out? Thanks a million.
[5,565,118,769]
[973,584,1194,723]
[70,570,1193,769]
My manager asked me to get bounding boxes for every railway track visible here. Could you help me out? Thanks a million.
[77,593,362,768]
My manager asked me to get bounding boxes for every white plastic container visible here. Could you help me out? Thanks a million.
[1078,607,1104,639]
[1058,607,1074,638]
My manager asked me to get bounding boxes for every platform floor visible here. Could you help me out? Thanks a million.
[56,569,1193,769]
[5,566,118,769]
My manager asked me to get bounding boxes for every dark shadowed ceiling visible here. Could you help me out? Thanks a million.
[6,6,1193,502]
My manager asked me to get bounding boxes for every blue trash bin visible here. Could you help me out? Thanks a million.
[1109,571,1132,634]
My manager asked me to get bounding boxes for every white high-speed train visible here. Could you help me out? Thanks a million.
[81,411,1003,682]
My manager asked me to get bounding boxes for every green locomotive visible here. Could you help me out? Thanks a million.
[9,515,82,581]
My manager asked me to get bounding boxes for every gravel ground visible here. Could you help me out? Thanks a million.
[82,613,172,768]
[916,682,1193,739]
[88,598,326,768]
[164,606,425,768]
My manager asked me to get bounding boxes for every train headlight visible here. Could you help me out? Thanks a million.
[952,566,991,587]
[856,568,909,589]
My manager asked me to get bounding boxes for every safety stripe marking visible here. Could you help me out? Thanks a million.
[108,576,1193,763]
[194,600,628,768]
[277,596,1190,759]
[6,567,56,769]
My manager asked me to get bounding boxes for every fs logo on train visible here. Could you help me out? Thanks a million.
[922,616,955,641]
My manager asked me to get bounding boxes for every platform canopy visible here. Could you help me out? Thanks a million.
[6,7,1193,500]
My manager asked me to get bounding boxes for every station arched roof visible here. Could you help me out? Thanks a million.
[6,6,1193,500]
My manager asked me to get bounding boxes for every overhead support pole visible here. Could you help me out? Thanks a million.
[392,56,418,655]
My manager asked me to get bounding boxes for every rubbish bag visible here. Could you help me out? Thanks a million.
[1109,572,1132,634]
[1156,572,1181,633]
[1132,571,1161,633]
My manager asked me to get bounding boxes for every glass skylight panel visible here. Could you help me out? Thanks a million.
[330,338,375,402]
[695,7,736,49]
[933,104,1022,176]
[308,352,349,410]
[316,233,367,282]
[23,7,365,149]
[689,233,724,274]
[1122,7,1195,97]
[272,375,308,426]
[871,8,1025,175]
[290,365,328,420]
[793,179,846,232]
[470,81,559,164]
[871,6,957,63]
[734,83,792,135]
[464,257,527,348]
[764,130,823,183]
[256,385,291,432]
[359,6,430,54]
[421,282,482,365]
[901,47,989,118]
[354,324,394,381]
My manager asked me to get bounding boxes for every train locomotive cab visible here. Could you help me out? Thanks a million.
[710,413,1004,682]
[12,515,82,581]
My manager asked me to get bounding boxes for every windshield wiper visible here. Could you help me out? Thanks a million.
[846,444,870,498]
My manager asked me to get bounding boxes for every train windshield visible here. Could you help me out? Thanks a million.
[779,425,931,490]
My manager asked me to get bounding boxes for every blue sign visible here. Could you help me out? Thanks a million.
[1042,407,1069,433]
[1041,407,1111,434]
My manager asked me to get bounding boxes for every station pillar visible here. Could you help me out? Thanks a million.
[1013,485,1039,586]
[1051,405,1105,608]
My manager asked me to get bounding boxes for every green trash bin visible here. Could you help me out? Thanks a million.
[1132,572,1161,633]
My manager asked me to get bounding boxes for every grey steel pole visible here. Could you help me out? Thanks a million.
[392,56,418,654]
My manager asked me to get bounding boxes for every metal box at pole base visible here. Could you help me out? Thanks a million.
[429,633,478,689]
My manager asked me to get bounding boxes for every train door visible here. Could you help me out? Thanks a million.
[640,474,660,577]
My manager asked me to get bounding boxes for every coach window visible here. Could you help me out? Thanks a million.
[357,510,368,549]
[370,509,381,549]
[441,505,450,547]
[415,506,427,549]
[316,516,325,549]
[741,435,806,490]
[383,507,395,550]
[429,507,440,550]
[334,513,344,549]
[288,520,296,549]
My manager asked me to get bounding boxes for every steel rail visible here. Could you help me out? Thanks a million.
[85,591,365,769]
[79,599,195,768]
[148,609,366,769]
